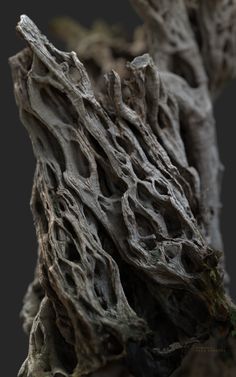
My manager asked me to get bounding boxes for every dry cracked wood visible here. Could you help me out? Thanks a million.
[9,1,236,376]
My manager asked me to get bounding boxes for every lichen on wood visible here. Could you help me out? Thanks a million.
[9,1,236,376]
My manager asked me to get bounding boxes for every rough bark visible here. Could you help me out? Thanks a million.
[9,1,236,376]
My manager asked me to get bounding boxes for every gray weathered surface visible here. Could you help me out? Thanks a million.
[9,1,236,376]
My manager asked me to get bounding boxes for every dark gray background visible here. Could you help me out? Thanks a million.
[1,1,235,375]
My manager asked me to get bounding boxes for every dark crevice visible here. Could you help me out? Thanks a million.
[62,218,77,240]
[52,319,77,374]
[164,213,183,239]
[34,191,49,234]
[94,258,117,309]
[132,161,147,180]
[96,158,127,197]
[116,135,134,154]
[65,240,81,263]
[87,132,109,160]
[179,115,196,168]
[96,159,113,197]
[70,140,90,178]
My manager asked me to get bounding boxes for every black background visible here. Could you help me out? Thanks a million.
[1,1,235,375]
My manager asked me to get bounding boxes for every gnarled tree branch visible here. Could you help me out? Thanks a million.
[9,2,236,376]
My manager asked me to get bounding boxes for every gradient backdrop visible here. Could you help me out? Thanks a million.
[1,1,235,375]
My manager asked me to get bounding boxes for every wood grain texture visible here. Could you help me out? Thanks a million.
[9,1,236,376]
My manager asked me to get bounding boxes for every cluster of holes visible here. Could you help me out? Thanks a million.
[30,61,213,368]
[136,182,187,241]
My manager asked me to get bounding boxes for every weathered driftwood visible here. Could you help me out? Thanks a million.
[9,1,236,376]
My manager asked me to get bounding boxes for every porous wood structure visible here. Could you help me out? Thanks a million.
[9,1,236,376]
